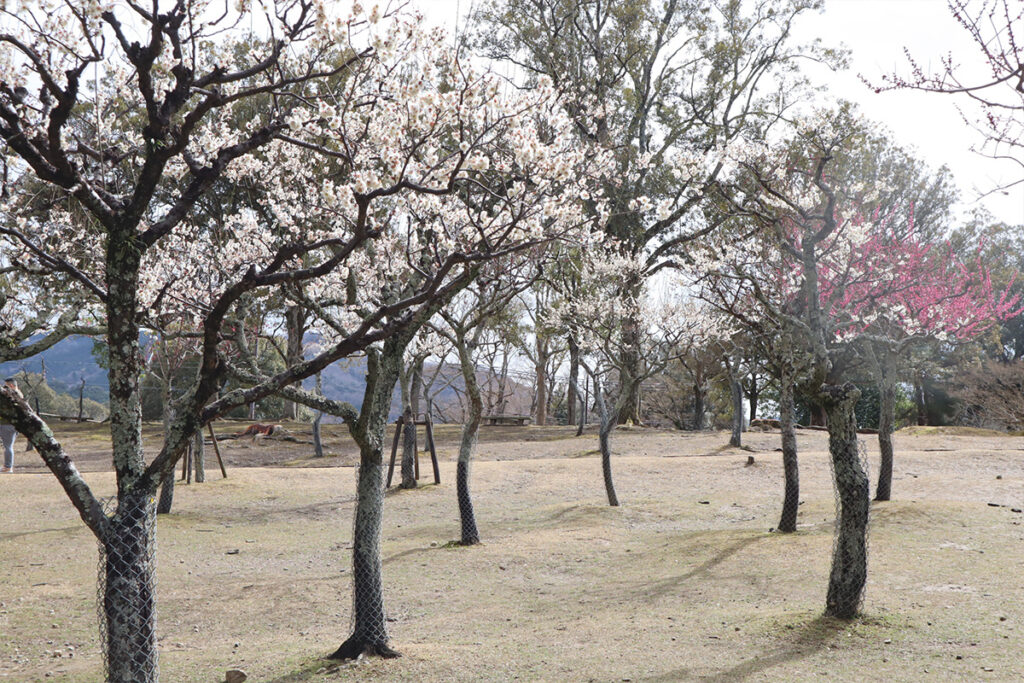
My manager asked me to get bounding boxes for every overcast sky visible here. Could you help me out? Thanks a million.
[415,0,1024,227]
[797,0,1024,227]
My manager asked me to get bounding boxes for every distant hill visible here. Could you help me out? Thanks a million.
[2,335,530,422]
[1,336,109,402]
[1,336,410,416]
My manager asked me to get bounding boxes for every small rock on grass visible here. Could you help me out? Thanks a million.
[225,669,247,683]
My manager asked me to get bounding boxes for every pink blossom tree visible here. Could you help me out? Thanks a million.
[705,106,1020,617]
[821,217,1021,500]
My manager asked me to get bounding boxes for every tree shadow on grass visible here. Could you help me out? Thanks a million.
[641,615,852,683]
[381,545,436,565]
[266,658,348,682]
[638,532,768,602]
[0,525,82,541]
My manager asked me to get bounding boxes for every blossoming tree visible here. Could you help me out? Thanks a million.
[471,0,830,424]
[0,1,605,677]
[551,247,711,506]
[822,221,1020,500]
[702,106,1020,616]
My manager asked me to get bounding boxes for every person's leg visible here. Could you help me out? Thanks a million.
[0,426,16,470]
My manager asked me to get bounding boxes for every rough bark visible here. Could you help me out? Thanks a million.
[914,374,928,426]
[692,383,705,430]
[748,381,759,422]
[822,384,870,620]
[534,333,548,426]
[107,257,145,498]
[330,343,405,660]
[575,374,587,437]
[777,380,799,533]
[809,402,827,427]
[284,305,306,420]
[155,472,174,515]
[156,378,175,514]
[875,379,896,501]
[399,407,417,489]
[598,417,618,506]
[567,335,580,426]
[313,371,325,458]
[101,243,162,679]
[397,363,417,488]
[455,335,482,545]
[312,413,324,458]
[729,367,743,448]
[102,489,158,683]
[594,379,620,507]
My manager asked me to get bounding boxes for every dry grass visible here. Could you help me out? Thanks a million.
[1,425,1023,682]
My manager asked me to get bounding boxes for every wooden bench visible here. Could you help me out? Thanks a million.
[483,414,532,426]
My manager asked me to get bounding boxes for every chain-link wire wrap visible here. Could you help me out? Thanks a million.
[456,459,480,545]
[97,492,159,682]
[333,462,397,658]
[824,427,871,620]
[775,385,800,533]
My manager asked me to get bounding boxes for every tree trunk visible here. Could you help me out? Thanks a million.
[455,336,483,545]
[875,379,896,501]
[410,359,423,417]
[313,371,325,458]
[399,408,416,488]
[598,418,618,507]
[692,383,705,431]
[329,445,395,659]
[913,374,928,426]
[809,402,827,427]
[155,471,174,515]
[616,301,643,424]
[102,488,158,682]
[313,414,324,457]
[593,379,619,506]
[822,384,870,620]
[575,374,587,437]
[495,353,510,415]
[157,374,174,514]
[567,335,580,426]
[331,343,405,660]
[748,382,759,422]
[729,370,743,448]
[284,305,306,421]
[398,365,416,489]
[777,380,799,533]
[102,252,161,679]
[534,334,547,426]
[616,356,642,424]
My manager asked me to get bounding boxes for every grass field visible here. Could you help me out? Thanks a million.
[1,423,1022,682]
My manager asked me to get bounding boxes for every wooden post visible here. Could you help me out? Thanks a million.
[207,423,227,478]
[181,441,190,482]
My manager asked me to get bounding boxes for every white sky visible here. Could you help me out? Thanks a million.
[797,0,1024,227]
[413,0,1024,227]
